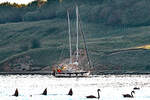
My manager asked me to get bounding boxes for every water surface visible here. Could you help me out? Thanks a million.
[0,75,150,100]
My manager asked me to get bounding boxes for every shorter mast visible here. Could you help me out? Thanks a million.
[67,10,72,64]
[76,5,79,62]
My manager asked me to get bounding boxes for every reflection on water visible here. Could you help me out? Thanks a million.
[0,75,150,100]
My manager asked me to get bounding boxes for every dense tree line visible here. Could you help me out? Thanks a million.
[1,0,150,27]
[0,1,37,23]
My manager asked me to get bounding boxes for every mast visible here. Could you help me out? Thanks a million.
[76,5,79,62]
[67,10,72,64]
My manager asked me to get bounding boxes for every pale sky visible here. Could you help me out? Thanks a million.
[0,0,37,4]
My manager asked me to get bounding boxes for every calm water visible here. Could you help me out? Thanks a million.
[0,75,150,100]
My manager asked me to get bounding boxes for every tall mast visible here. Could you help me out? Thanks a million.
[76,5,79,62]
[67,10,72,64]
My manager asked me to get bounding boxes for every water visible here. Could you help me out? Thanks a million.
[0,75,150,100]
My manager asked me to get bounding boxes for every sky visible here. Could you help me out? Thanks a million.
[0,0,37,4]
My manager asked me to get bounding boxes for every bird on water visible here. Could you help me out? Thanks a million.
[41,88,47,95]
[122,91,135,98]
[67,88,73,96]
[86,89,101,99]
[12,88,19,97]
[133,87,140,90]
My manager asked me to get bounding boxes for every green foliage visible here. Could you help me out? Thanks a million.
[20,43,30,51]
[1,0,150,72]
[0,19,150,72]
[0,2,27,7]
[31,39,41,49]
[1,0,150,26]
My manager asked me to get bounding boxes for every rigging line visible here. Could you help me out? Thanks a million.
[58,18,68,64]
[78,11,93,69]
[67,9,72,64]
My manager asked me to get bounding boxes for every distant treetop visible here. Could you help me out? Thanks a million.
[0,2,27,8]
[0,0,47,8]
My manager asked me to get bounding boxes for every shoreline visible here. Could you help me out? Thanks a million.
[0,71,150,75]
[0,71,53,75]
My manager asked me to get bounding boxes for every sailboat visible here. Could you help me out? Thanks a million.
[52,6,91,77]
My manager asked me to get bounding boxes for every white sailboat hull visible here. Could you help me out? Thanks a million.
[53,71,90,78]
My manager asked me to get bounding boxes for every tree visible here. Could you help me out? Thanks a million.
[31,39,41,49]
